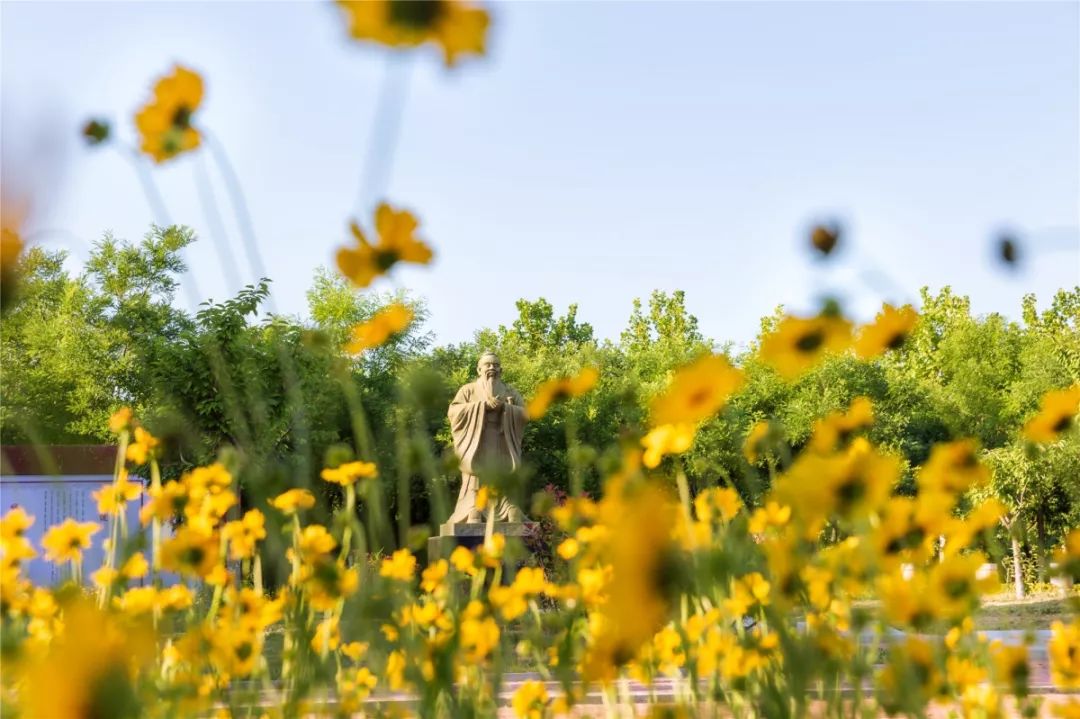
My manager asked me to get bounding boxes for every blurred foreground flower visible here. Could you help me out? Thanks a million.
[809,222,841,257]
[996,232,1021,269]
[1023,385,1080,443]
[336,203,433,288]
[526,366,599,419]
[346,302,414,354]
[134,65,204,163]
[270,488,316,514]
[321,460,378,486]
[759,312,852,379]
[41,518,100,565]
[0,223,23,312]
[81,118,111,146]
[855,304,918,358]
[336,0,490,68]
[20,601,154,719]
[651,354,743,427]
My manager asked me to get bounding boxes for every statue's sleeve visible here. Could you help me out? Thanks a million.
[448,384,484,475]
[504,388,527,469]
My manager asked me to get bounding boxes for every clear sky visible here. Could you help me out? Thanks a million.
[3,1,1078,350]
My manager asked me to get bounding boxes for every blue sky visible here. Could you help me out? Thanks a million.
[3,1,1078,349]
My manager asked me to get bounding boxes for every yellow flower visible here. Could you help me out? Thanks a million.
[723,572,771,618]
[747,501,791,535]
[526,366,600,419]
[743,420,770,464]
[270,488,316,514]
[354,666,378,696]
[926,552,997,621]
[990,640,1029,695]
[20,601,155,719]
[772,438,898,533]
[556,538,579,560]
[459,600,500,663]
[641,423,696,469]
[336,0,490,68]
[1023,385,1080,443]
[511,679,549,719]
[855,304,918,358]
[380,548,417,581]
[336,203,433,288]
[1054,527,1080,580]
[1051,699,1080,719]
[297,525,337,559]
[420,559,449,595]
[512,566,547,596]
[341,641,369,661]
[160,525,220,578]
[119,551,149,579]
[108,407,133,434]
[917,439,989,495]
[41,518,100,564]
[759,313,852,379]
[134,65,204,163]
[489,584,529,621]
[694,487,742,524]
[386,649,407,690]
[589,481,679,677]
[209,621,262,677]
[158,584,195,611]
[321,460,378,486]
[807,396,874,454]
[136,482,178,527]
[450,545,477,575]
[650,354,744,427]
[222,509,267,560]
[125,426,160,464]
[312,616,341,654]
[1049,620,1080,689]
[346,303,414,354]
[1,506,36,564]
[92,470,143,514]
[476,485,490,510]
[304,559,360,611]
[114,585,159,615]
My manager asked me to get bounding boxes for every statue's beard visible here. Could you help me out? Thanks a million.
[480,375,501,398]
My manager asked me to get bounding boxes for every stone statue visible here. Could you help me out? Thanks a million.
[446,352,527,523]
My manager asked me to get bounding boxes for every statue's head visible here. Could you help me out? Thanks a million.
[476,352,501,381]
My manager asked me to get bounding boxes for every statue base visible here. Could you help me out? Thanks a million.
[427,522,539,561]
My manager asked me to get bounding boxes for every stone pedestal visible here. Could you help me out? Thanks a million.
[426,522,538,561]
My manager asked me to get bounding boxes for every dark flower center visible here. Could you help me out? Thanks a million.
[182,546,205,567]
[376,249,400,272]
[172,106,192,130]
[943,577,969,599]
[388,0,443,29]
[796,330,825,353]
[687,388,709,408]
[1051,414,1072,433]
[835,475,865,510]
[885,331,908,350]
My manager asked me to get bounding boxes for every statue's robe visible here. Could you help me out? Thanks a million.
[447,378,526,523]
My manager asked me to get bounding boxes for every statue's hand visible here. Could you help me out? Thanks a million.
[485,396,501,409]
[504,395,514,405]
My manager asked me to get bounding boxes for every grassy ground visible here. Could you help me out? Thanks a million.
[973,590,1076,631]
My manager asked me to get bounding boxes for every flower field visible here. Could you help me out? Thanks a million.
[1,2,1079,718]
